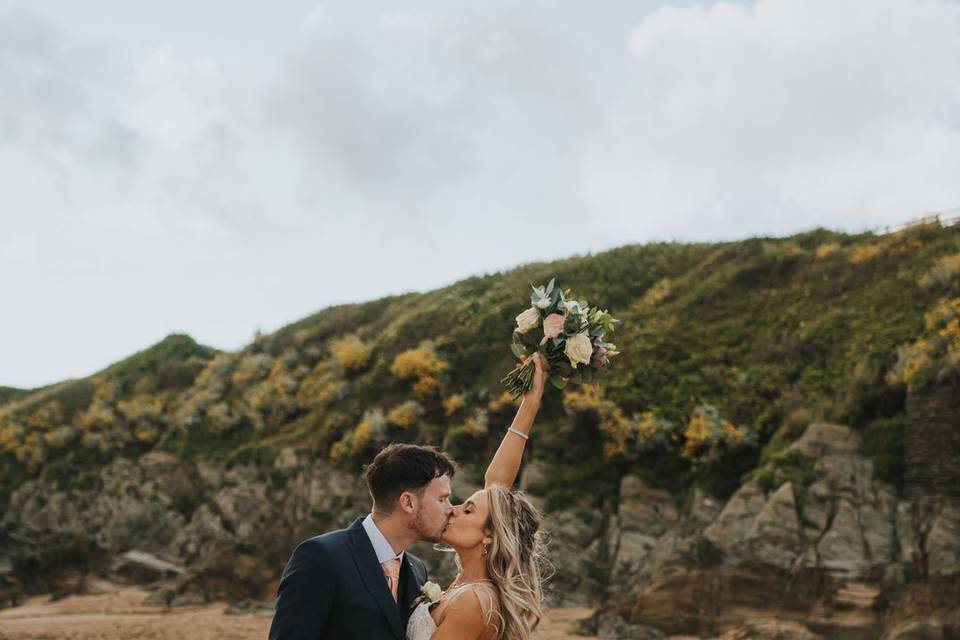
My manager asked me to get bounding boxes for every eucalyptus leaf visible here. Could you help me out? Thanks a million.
[511,343,529,358]
[522,331,540,349]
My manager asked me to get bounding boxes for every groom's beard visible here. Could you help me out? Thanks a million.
[412,511,447,543]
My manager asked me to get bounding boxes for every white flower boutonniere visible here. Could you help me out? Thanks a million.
[411,581,443,610]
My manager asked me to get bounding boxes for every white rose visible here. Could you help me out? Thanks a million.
[422,581,443,602]
[563,300,578,312]
[515,307,540,333]
[564,332,593,367]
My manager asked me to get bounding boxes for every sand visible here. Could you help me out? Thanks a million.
[0,581,595,640]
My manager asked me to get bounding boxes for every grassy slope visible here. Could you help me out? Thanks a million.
[0,387,30,406]
[2,222,958,510]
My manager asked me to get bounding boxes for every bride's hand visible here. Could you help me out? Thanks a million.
[522,353,548,404]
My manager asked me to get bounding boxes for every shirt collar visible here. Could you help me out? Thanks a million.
[362,513,405,564]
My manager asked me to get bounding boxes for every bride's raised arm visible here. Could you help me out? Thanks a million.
[484,354,547,490]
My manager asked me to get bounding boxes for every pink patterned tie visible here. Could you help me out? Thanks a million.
[381,558,401,602]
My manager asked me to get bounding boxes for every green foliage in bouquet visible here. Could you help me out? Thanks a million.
[501,278,620,400]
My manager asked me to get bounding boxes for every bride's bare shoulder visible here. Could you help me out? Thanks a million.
[433,584,501,640]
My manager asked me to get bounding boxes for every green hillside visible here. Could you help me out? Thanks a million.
[0,387,30,406]
[2,220,959,511]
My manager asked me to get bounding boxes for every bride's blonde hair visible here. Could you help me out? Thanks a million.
[482,485,547,640]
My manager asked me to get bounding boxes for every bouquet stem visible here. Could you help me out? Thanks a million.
[500,358,536,401]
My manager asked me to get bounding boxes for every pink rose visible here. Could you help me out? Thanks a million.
[543,313,565,339]
[591,346,609,369]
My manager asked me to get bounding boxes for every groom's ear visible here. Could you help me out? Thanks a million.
[397,490,417,515]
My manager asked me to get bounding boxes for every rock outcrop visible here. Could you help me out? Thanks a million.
[592,423,960,638]
[2,424,958,639]
[1,447,369,604]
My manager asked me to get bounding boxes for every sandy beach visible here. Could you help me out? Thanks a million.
[0,581,596,640]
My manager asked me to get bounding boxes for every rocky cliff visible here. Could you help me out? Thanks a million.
[2,422,957,639]
[581,422,960,639]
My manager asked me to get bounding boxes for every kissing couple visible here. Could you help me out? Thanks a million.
[268,354,549,640]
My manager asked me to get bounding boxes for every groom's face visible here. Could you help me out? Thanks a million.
[411,474,453,543]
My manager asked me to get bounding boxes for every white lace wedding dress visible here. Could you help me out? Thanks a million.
[406,600,440,640]
[406,581,497,640]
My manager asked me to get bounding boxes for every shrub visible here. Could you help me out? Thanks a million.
[412,375,439,399]
[296,360,347,410]
[330,408,386,463]
[329,335,372,372]
[231,353,274,386]
[681,404,755,463]
[919,254,960,292]
[815,242,840,259]
[134,425,159,445]
[887,298,960,388]
[680,404,759,497]
[78,403,117,433]
[849,243,881,264]
[562,385,603,413]
[386,401,424,429]
[601,409,678,461]
[43,425,77,449]
[563,386,677,462]
[15,432,45,468]
[389,345,448,400]
[442,394,463,416]
[390,347,447,380]
[0,420,24,454]
[204,402,240,435]
[25,401,64,431]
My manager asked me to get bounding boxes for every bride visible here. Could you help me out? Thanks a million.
[407,354,549,640]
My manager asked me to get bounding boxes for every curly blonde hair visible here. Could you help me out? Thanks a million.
[481,485,548,640]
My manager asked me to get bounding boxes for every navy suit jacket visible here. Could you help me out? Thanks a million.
[268,518,428,640]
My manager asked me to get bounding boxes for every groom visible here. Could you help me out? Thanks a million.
[268,443,456,640]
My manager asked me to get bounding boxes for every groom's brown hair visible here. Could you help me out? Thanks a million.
[364,443,456,514]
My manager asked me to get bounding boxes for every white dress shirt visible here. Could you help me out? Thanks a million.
[362,513,405,564]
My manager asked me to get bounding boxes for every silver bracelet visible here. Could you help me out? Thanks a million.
[507,427,529,441]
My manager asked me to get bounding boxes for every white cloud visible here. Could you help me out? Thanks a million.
[303,2,328,30]
[583,0,960,238]
[123,46,224,149]
[2,0,960,387]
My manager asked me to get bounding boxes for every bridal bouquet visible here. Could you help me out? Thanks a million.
[501,278,620,400]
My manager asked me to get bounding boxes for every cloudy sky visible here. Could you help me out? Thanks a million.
[2,0,960,388]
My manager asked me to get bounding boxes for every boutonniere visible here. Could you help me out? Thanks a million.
[410,581,443,610]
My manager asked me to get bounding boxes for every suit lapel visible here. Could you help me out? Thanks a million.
[346,519,404,640]
[399,554,422,626]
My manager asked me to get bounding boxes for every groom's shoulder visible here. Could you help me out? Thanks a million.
[405,552,427,580]
[295,520,358,555]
